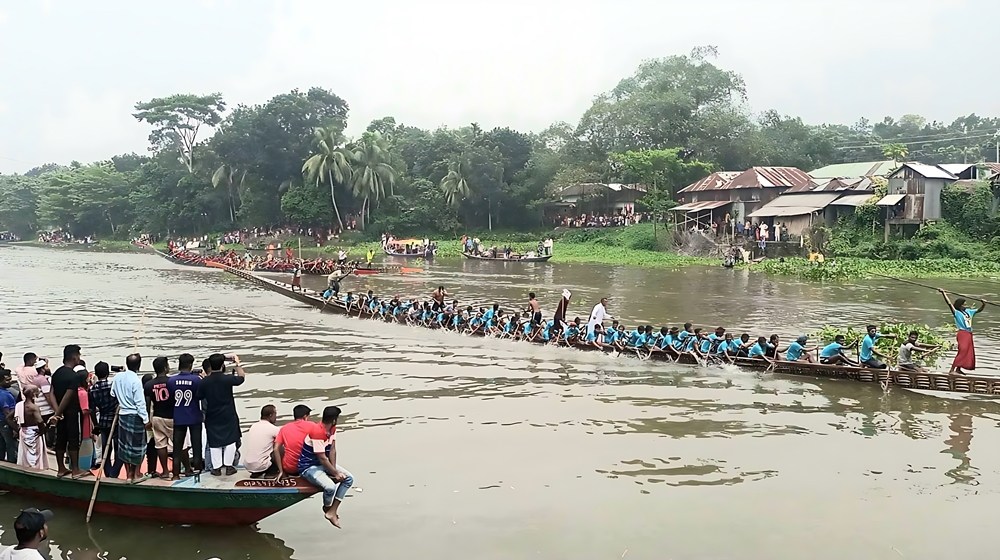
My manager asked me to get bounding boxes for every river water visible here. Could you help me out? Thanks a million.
[2,245,1000,560]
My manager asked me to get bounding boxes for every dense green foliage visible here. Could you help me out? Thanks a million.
[811,323,952,367]
[749,257,1000,280]
[2,47,998,242]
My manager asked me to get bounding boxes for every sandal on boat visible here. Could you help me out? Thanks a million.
[56,471,71,479]
[129,474,154,485]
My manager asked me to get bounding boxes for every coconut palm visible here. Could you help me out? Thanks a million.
[439,159,471,207]
[302,127,352,231]
[211,164,246,223]
[347,131,395,231]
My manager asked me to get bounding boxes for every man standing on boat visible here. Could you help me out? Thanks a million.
[941,290,984,375]
[432,286,447,312]
[49,345,90,479]
[586,298,613,337]
[168,353,203,477]
[290,263,303,292]
[14,386,47,471]
[528,292,541,327]
[0,369,16,463]
[111,353,150,484]
[198,353,246,476]
[299,405,354,528]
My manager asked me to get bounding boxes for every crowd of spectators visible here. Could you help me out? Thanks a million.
[552,208,644,228]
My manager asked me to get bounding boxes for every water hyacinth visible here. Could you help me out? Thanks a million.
[810,323,953,367]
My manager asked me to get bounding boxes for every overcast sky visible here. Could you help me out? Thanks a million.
[1,0,996,174]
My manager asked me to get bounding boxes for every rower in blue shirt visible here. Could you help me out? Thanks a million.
[819,335,858,366]
[784,335,819,363]
[748,337,771,359]
[860,324,895,369]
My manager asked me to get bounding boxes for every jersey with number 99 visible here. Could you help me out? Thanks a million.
[166,371,203,426]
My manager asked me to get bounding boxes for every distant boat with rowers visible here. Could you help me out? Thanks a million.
[0,460,318,526]
[462,251,552,262]
[383,238,436,259]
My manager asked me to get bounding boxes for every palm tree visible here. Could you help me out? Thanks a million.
[211,164,247,223]
[302,127,352,231]
[348,131,395,231]
[881,143,908,168]
[440,159,471,207]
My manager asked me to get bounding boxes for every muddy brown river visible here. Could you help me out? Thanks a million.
[2,245,1000,559]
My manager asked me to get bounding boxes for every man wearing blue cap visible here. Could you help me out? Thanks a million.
[0,508,53,560]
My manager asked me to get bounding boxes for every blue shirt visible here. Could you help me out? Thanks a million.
[820,342,843,358]
[699,338,712,353]
[483,310,495,323]
[954,308,977,332]
[715,341,731,354]
[586,330,600,342]
[786,341,805,361]
[111,369,149,422]
[748,343,768,358]
[605,331,618,344]
[522,322,533,335]
[0,388,14,415]
[565,326,579,339]
[166,371,203,426]
[632,333,648,348]
[626,330,641,346]
[860,334,881,361]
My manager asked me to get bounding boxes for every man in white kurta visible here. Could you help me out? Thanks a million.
[587,298,613,336]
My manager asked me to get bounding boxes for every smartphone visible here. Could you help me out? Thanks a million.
[225,354,236,363]
[111,365,125,373]
[193,367,204,374]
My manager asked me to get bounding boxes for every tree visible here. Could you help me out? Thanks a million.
[302,127,352,231]
[0,174,42,237]
[133,93,227,173]
[440,159,471,207]
[348,131,396,230]
[211,164,247,223]
[882,143,908,166]
[612,148,713,237]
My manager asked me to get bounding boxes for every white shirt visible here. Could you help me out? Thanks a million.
[338,250,346,260]
[587,302,611,333]
[0,546,45,560]
[242,420,280,473]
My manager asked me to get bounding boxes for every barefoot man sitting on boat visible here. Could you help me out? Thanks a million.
[941,290,984,375]
[298,405,354,528]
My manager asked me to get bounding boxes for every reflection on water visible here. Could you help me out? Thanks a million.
[2,245,1000,559]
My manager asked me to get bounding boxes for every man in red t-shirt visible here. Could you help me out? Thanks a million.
[273,405,313,478]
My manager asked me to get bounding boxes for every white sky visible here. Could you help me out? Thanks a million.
[1,0,996,174]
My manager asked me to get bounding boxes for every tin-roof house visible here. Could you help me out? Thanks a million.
[673,167,813,229]
[876,163,957,240]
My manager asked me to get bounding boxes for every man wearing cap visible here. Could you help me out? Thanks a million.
[0,508,53,560]
[784,335,819,364]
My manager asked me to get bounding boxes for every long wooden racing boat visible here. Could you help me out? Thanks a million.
[152,247,415,276]
[0,461,317,526]
[463,252,553,262]
[217,265,1000,397]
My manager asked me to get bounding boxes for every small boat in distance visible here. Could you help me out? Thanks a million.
[463,252,552,262]
[384,238,436,259]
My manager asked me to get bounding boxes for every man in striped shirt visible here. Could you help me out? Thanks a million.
[298,406,354,528]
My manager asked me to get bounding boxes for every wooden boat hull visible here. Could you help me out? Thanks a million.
[384,249,436,259]
[462,253,552,262]
[0,462,317,526]
[218,265,1000,397]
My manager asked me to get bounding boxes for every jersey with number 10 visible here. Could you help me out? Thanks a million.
[167,371,203,426]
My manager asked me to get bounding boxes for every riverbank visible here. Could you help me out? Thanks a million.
[20,226,1000,280]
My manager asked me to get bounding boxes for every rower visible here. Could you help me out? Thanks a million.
[482,304,499,330]
[564,319,582,345]
[784,335,818,363]
[859,324,895,369]
[625,326,645,349]
[676,323,694,351]
[337,249,348,266]
[587,324,609,349]
[898,331,938,373]
[733,333,752,357]
[716,333,737,360]
[748,337,770,359]
[819,335,858,366]
[647,327,669,356]
[764,335,783,359]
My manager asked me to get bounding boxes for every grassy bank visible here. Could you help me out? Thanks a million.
[749,257,1000,280]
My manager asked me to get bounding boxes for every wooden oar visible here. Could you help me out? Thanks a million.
[87,306,145,523]
[873,273,1000,307]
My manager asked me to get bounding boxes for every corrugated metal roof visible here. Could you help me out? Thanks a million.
[747,192,841,218]
[671,200,732,212]
[831,194,877,207]
[787,176,874,193]
[939,164,975,176]
[728,167,815,190]
[890,163,957,180]
[984,163,1000,177]
[677,172,740,193]
[809,161,898,178]
[552,183,647,198]
[875,194,906,206]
